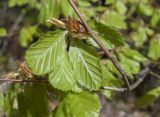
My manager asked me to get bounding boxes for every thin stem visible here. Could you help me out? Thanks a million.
[150,72,160,79]
[103,61,160,92]
[0,79,48,83]
[68,0,131,91]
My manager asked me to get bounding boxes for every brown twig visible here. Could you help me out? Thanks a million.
[68,0,131,91]
[0,13,24,55]
[0,78,48,83]
[150,72,160,79]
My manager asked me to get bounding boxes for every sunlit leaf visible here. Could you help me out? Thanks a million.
[69,40,102,90]
[90,21,125,47]
[25,30,67,75]
[49,53,81,92]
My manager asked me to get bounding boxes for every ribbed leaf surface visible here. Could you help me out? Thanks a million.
[69,40,102,90]
[25,30,67,75]
[49,53,81,92]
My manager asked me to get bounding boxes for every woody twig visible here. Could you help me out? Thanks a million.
[68,0,131,91]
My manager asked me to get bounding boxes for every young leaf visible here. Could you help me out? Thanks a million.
[54,92,101,117]
[69,40,102,90]
[137,87,160,108]
[90,21,125,47]
[25,30,67,75]
[49,53,81,92]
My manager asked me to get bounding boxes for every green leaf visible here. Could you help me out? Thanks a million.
[0,28,7,36]
[150,11,160,27]
[61,0,73,17]
[8,0,28,7]
[0,91,4,110]
[39,0,60,22]
[115,1,127,15]
[102,90,115,100]
[101,11,127,29]
[90,21,125,47]
[122,48,148,62]
[101,64,123,88]
[148,37,160,61]
[25,30,67,75]
[69,40,102,90]
[100,63,123,99]
[49,53,81,92]
[137,4,153,16]
[3,84,18,117]
[17,84,49,117]
[119,54,140,78]
[137,87,160,108]
[54,92,100,117]
[132,27,147,46]
[19,26,37,47]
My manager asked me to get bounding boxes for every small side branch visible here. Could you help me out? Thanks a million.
[103,62,160,92]
[0,78,48,83]
[68,0,131,91]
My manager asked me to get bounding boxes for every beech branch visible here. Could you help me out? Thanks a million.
[68,0,131,91]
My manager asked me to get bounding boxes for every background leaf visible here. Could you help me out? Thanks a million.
[0,28,7,36]
[137,87,160,108]
[148,36,160,61]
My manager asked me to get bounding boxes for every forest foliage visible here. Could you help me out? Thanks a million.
[0,0,160,117]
